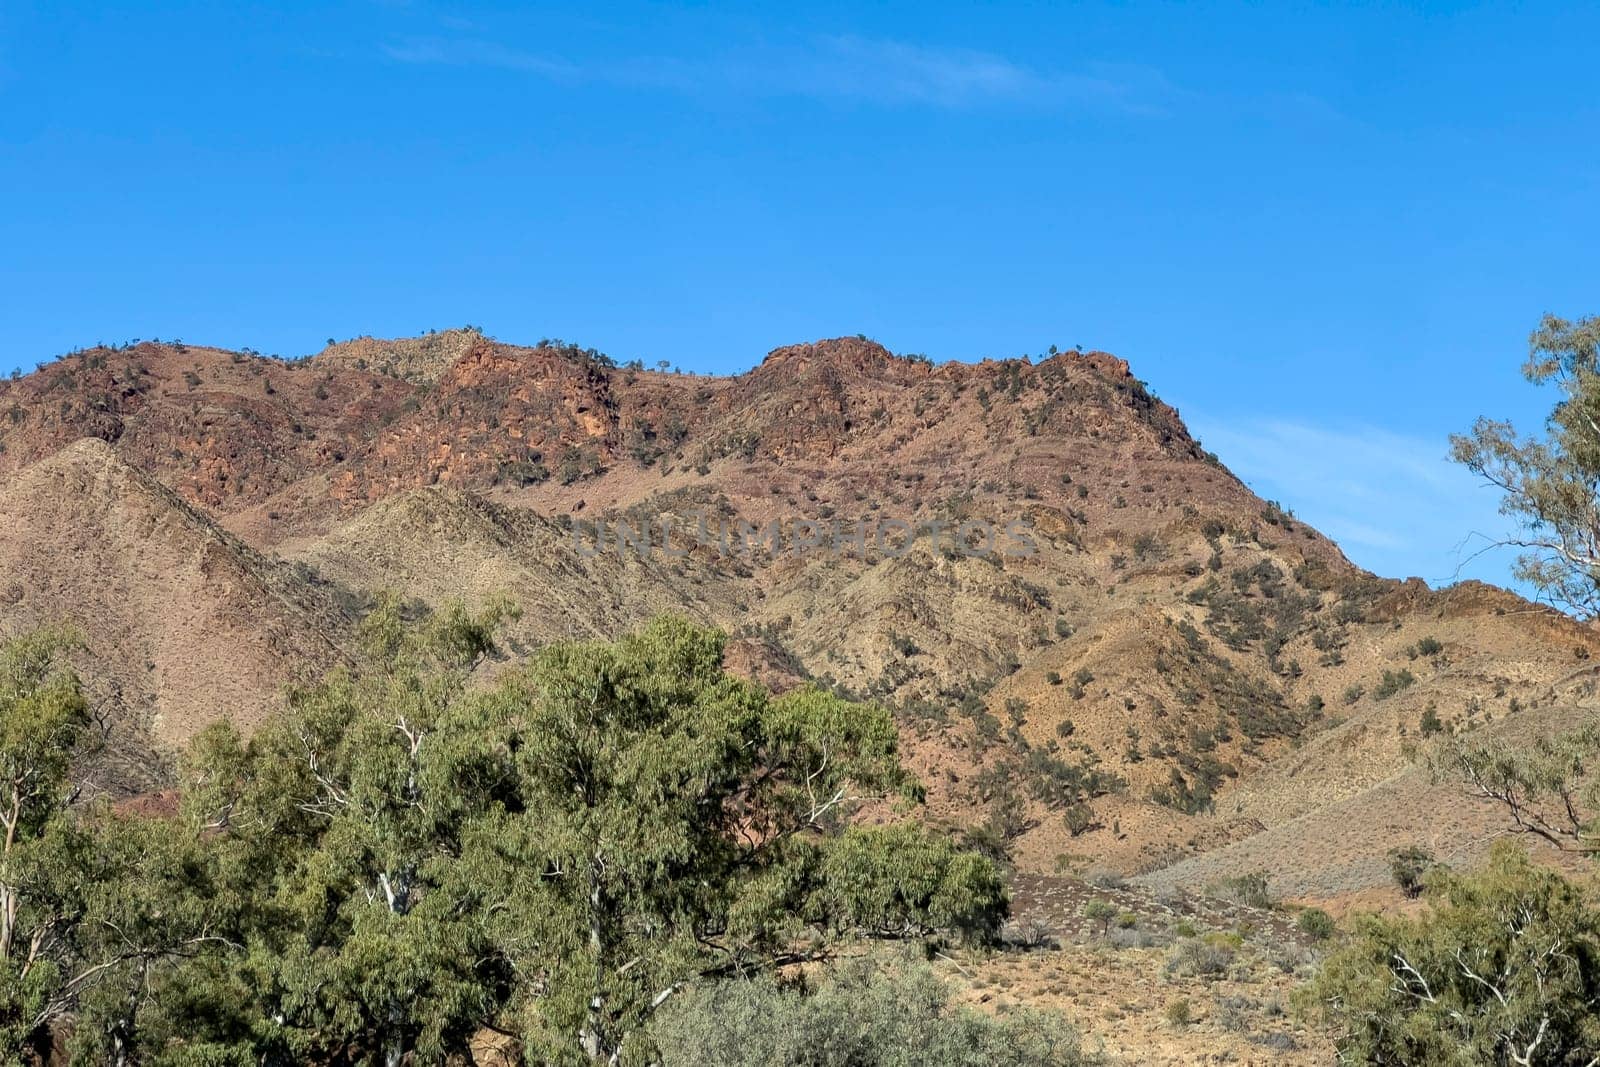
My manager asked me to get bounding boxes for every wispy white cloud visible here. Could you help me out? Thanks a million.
[1185,415,1521,590]
[382,39,584,81]
[380,34,1176,113]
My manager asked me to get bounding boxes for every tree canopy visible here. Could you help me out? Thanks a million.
[0,608,1010,1066]
[1304,842,1600,1066]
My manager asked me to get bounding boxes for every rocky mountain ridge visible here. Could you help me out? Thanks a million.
[2,328,1593,902]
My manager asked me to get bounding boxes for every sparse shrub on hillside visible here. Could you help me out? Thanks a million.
[1150,766,1216,815]
[1164,998,1192,1028]
[556,445,606,484]
[1081,899,1118,938]
[1166,934,1237,979]
[1086,869,1127,891]
[1342,684,1365,706]
[1419,705,1445,737]
[1375,668,1417,700]
[971,707,1003,749]
[1261,500,1295,528]
[961,801,1027,867]
[888,632,920,658]
[1332,599,1369,625]
[1296,908,1337,942]
[1312,624,1346,654]
[1210,871,1272,909]
[495,457,550,486]
[1388,845,1438,899]
[1033,745,1122,802]
[1409,636,1444,659]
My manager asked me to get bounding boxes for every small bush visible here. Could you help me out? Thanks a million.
[1086,869,1127,890]
[1296,907,1336,941]
[1210,871,1272,909]
[1374,669,1416,700]
[1082,899,1118,937]
[1164,998,1192,1028]
[1167,935,1236,979]
[1388,845,1436,899]
[1419,705,1444,737]
[651,958,1100,1066]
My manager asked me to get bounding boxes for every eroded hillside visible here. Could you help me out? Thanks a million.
[3,328,1593,905]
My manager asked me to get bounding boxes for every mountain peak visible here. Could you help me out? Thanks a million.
[758,336,909,374]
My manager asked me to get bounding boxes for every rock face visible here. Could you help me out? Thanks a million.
[3,329,1595,899]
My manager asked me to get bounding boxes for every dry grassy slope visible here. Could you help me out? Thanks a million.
[5,329,1598,907]
[278,486,743,649]
[1221,583,1599,829]
[1132,700,1600,905]
[0,440,354,793]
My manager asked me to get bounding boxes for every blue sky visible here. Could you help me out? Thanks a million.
[3,2,1597,593]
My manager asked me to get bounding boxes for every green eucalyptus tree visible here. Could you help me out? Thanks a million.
[1452,312,1600,617]
[171,596,520,1067]
[151,607,1004,1066]
[0,627,91,1063]
[1303,843,1600,1065]
[462,618,1004,1065]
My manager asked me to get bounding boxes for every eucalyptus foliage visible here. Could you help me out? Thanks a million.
[1303,843,1600,1066]
[1452,313,1600,617]
[1,608,1008,1066]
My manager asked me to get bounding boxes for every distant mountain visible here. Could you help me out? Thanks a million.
[3,330,1594,903]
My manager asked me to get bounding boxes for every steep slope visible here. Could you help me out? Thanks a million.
[279,486,742,648]
[0,440,355,792]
